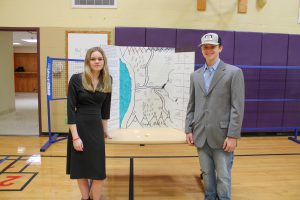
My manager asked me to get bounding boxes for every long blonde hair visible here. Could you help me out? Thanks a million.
[82,46,112,93]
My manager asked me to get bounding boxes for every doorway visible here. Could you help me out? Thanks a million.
[0,27,41,136]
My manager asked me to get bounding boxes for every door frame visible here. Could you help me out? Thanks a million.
[0,27,41,135]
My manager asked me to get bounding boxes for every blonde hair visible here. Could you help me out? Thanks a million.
[82,47,112,93]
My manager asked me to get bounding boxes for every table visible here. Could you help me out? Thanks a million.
[106,128,187,200]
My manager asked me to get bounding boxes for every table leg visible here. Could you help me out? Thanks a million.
[129,157,134,200]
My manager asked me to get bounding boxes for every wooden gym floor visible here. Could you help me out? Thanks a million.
[0,136,300,200]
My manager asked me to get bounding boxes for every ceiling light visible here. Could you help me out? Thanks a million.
[22,39,37,43]
[13,42,21,45]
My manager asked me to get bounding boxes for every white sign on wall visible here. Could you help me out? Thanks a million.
[66,31,110,81]
[67,32,110,60]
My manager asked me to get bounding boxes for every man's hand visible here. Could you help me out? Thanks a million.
[186,133,194,145]
[223,137,237,152]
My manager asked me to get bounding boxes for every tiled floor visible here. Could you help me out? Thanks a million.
[0,92,39,135]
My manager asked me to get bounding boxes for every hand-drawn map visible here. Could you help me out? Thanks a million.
[105,46,194,130]
[100,45,194,130]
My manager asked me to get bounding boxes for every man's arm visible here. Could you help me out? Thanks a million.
[185,73,196,144]
[224,68,245,152]
[227,68,245,138]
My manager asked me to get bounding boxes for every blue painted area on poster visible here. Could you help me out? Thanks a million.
[119,59,131,127]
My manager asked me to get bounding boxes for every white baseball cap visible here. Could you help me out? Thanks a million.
[199,33,221,46]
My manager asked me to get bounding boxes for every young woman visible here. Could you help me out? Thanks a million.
[66,46,112,200]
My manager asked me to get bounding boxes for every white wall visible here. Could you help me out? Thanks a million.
[0,32,15,115]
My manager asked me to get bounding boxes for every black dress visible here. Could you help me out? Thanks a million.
[66,73,111,180]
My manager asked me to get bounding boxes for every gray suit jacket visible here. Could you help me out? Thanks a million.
[185,60,245,149]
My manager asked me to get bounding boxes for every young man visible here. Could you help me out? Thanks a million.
[185,33,245,200]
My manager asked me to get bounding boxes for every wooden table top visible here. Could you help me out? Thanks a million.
[106,128,186,144]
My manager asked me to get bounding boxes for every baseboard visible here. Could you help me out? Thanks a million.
[242,132,295,137]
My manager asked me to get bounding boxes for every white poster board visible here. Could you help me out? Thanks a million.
[66,31,110,81]
[67,31,110,59]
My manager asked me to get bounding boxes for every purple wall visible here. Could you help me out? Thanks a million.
[234,32,262,66]
[234,32,262,129]
[283,34,300,127]
[146,28,176,48]
[115,27,146,46]
[257,33,289,129]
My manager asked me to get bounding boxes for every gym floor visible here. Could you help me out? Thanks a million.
[0,136,299,200]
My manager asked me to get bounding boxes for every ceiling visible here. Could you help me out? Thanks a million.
[13,31,37,47]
